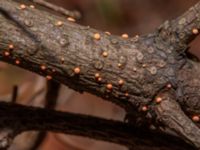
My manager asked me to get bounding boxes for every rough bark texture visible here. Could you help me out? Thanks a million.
[0,0,200,149]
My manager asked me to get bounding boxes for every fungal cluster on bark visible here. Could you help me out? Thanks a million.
[1,0,200,150]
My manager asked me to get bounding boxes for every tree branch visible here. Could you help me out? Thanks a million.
[154,89,200,149]
[1,0,200,149]
[0,101,194,150]
[32,0,81,19]
[158,1,200,52]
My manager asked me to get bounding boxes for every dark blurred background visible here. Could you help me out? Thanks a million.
[2,0,200,150]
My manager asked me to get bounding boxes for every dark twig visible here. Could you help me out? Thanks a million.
[0,101,194,150]
[33,0,81,19]
[44,81,61,109]
[0,85,18,149]
[11,85,18,103]
[29,81,61,150]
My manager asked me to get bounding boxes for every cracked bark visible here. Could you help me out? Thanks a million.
[0,0,200,149]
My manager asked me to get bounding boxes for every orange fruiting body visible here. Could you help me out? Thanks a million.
[102,51,108,57]
[142,106,148,112]
[95,73,100,78]
[121,34,129,39]
[74,67,81,74]
[20,4,26,9]
[192,28,199,35]
[46,75,52,80]
[94,33,101,40]
[67,17,76,22]
[15,60,20,65]
[9,44,14,50]
[56,21,63,26]
[4,51,10,56]
[106,84,113,90]
[118,79,124,86]
[40,65,46,70]
[192,115,200,122]
[155,97,162,103]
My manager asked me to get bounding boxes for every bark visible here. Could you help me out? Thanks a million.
[0,0,200,149]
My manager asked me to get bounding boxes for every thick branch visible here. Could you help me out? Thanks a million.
[0,0,191,113]
[1,0,200,149]
[0,0,136,110]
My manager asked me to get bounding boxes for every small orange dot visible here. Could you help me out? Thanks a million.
[102,51,108,57]
[46,75,52,80]
[9,44,14,49]
[67,17,76,22]
[142,64,147,68]
[192,115,200,122]
[97,77,102,82]
[20,4,26,9]
[61,57,65,63]
[155,97,162,103]
[106,84,113,90]
[52,69,56,73]
[118,63,122,68]
[135,35,139,38]
[118,79,124,86]
[142,106,148,112]
[95,73,100,78]
[56,21,63,26]
[121,34,129,39]
[125,92,129,97]
[30,5,35,9]
[74,67,81,74]
[4,51,10,56]
[166,84,172,88]
[105,31,111,35]
[192,28,199,35]
[94,33,101,40]
[15,60,20,65]
[40,65,46,70]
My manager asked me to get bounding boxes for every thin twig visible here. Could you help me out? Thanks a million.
[33,0,81,19]
[0,101,194,150]
[11,85,18,103]
[29,81,61,150]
